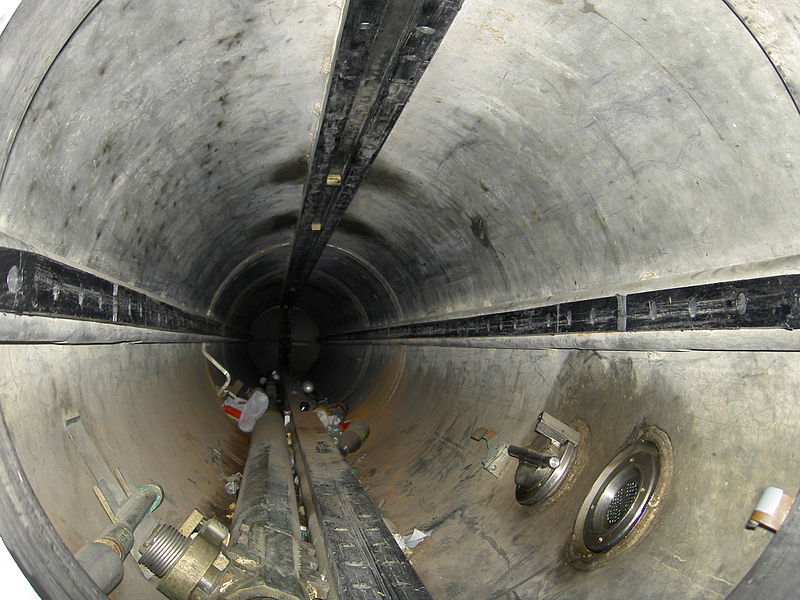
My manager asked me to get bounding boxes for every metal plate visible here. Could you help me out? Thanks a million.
[575,441,660,553]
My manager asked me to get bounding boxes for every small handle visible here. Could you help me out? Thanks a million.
[508,445,560,469]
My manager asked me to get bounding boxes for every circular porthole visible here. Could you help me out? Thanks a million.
[571,427,672,563]
[575,441,659,553]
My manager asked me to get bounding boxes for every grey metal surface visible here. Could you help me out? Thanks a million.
[0,0,341,315]
[320,344,799,599]
[0,0,798,336]
[0,1,800,599]
[319,0,800,330]
[0,312,243,344]
[65,416,128,510]
[325,329,800,352]
[0,343,251,600]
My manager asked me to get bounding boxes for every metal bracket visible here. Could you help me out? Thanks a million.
[65,415,155,579]
[481,442,512,478]
[535,411,581,447]
[471,427,512,478]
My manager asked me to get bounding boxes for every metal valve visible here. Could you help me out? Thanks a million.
[509,412,581,505]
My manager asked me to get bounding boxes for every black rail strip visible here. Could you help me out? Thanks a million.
[289,388,433,599]
[324,274,800,341]
[0,247,235,336]
[281,0,464,307]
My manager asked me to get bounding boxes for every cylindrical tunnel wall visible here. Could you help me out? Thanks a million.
[0,1,799,599]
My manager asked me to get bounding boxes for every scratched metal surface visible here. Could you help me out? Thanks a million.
[0,0,799,599]
[327,343,799,599]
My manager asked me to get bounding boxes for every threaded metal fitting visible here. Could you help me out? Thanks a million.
[139,523,191,577]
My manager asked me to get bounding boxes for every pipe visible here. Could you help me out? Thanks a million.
[74,484,162,595]
[508,445,560,469]
[226,410,305,599]
[201,343,232,397]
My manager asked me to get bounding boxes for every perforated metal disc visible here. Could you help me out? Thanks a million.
[575,441,660,553]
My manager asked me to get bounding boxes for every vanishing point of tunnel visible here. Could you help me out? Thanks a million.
[0,1,799,599]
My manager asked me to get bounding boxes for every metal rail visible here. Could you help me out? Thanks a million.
[287,378,433,599]
[323,272,800,342]
[280,0,464,308]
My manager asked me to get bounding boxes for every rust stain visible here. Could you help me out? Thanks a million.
[478,23,505,43]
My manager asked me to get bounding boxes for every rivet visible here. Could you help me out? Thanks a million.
[6,265,21,293]
[736,292,747,315]
[688,297,698,318]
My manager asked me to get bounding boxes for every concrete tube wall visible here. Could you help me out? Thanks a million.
[1,1,799,599]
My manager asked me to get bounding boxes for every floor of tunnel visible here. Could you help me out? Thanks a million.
[0,343,253,600]
[330,344,794,599]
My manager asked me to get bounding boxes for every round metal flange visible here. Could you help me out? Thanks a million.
[574,441,660,553]
[515,440,577,505]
